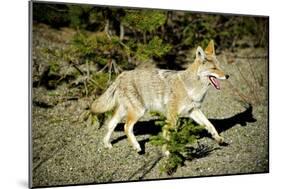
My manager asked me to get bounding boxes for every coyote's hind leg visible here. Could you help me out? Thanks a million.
[124,109,145,152]
[103,106,125,148]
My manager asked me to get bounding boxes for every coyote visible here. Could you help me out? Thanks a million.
[91,40,229,155]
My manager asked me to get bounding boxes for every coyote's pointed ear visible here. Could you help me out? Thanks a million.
[205,40,215,55]
[196,46,205,62]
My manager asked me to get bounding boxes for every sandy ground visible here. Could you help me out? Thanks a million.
[31,24,268,187]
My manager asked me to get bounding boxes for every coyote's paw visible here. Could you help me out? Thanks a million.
[134,145,142,153]
[103,138,112,149]
[215,136,225,145]
[104,142,112,149]
[163,150,170,157]
[162,145,170,157]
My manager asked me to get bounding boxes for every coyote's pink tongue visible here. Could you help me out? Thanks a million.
[209,76,220,90]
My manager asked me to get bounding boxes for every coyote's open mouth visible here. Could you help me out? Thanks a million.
[208,76,220,90]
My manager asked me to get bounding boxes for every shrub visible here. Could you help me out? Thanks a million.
[150,114,204,174]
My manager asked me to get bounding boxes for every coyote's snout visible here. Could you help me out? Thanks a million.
[91,40,228,155]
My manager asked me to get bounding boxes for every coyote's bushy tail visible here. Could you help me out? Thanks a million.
[91,81,118,113]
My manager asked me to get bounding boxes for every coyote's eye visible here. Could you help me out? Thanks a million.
[203,58,209,64]
[203,57,211,64]
[205,57,212,62]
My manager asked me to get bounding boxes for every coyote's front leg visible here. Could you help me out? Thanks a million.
[162,106,179,156]
[189,109,224,144]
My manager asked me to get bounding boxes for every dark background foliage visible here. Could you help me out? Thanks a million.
[32,2,268,96]
[33,3,268,48]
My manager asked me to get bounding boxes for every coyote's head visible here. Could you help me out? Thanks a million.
[195,40,229,90]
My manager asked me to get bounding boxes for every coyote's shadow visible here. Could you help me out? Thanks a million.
[209,104,256,134]
[111,121,161,145]
[111,104,256,152]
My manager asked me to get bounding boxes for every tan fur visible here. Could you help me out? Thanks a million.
[92,40,228,155]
